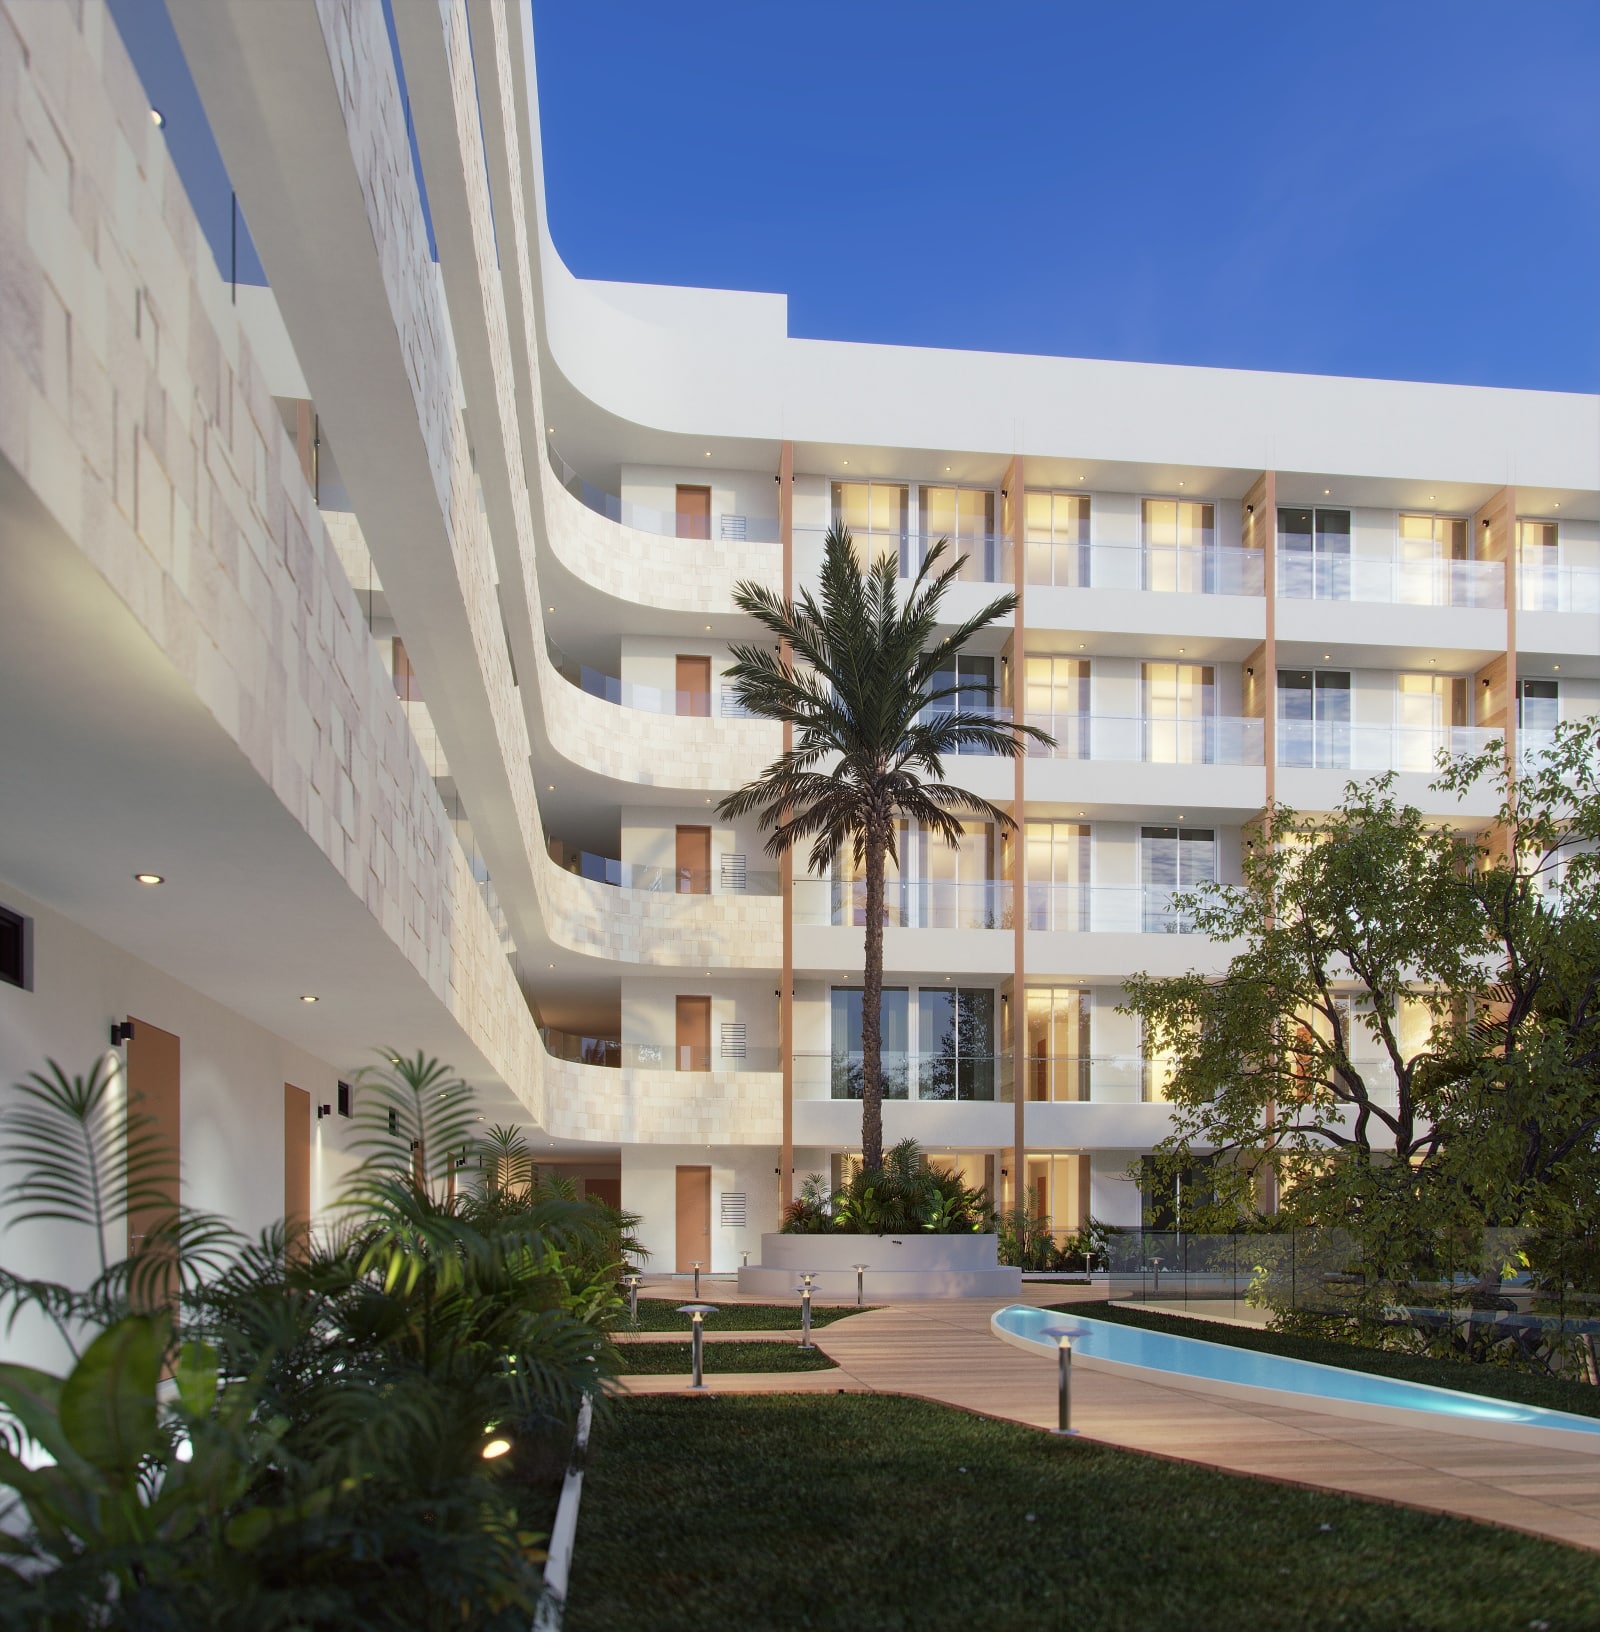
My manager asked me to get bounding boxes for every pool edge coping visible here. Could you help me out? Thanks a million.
[991,1307,1600,1457]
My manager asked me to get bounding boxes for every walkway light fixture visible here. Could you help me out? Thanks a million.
[1054,1331,1077,1436]
[676,1303,718,1389]
[853,1263,868,1306]
[623,1272,643,1325]
[797,1273,818,1350]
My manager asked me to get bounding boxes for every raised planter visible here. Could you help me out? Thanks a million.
[736,1232,1021,1300]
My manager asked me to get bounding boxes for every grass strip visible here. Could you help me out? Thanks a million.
[618,1298,872,1332]
[616,1340,839,1375]
[1059,1299,1600,1419]
[566,1394,1600,1631]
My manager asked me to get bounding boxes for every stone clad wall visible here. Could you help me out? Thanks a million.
[0,0,545,1116]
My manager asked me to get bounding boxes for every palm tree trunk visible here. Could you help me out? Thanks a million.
[860,816,887,1172]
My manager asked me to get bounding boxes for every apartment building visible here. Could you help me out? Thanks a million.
[1,2,1597,1327]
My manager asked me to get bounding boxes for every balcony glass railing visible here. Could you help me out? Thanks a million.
[546,439,780,543]
[1024,713,1264,765]
[544,636,761,719]
[1071,542,1266,600]
[796,1051,1007,1103]
[793,878,1013,929]
[1020,1055,1170,1103]
[547,842,780,897]
[795,525,1014,584]
[1023,884,1212,935]
[1276,553,1503,608]
[541,1029,780,1072]
[1518,564,1600,614]
[1276,722,1497,771]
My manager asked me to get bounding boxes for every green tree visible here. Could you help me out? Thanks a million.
[718,526,1049,1171]
[1122,719,1600,1323]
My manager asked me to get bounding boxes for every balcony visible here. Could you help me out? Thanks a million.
[1025,713,1264,766]
[1019,1054,1168,1103]
[1276,722,1497,772]
[548,842,779,897]
[546,439,779,543]
[796,1051,1010,1103]
[1058,542,1265,598]
[1023,884,1212,935]
[1518,564,1600,615]
[795,524,1014,584]
[794,878,1012,929]
[1277,553,1503,608]
[541,1027,779,1073]
[545,637,760,718]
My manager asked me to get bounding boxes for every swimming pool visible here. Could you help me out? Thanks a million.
[992,1305,1600,1454]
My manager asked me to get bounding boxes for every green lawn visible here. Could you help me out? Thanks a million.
[619,1298,873,1332]
[566,1395,1600,1631]
[1060,1299,1600,1420]
[616,1340,839,1375]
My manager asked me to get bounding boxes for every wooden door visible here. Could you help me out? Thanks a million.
[675,1164,711,1271]
[675,654,711,717]
[125,1017,180,1259]
[676,825,711,894]
[676,994,711,1072]
[584,1175,622,1211]
[675,484,711,540]
[284,1084,311,1254]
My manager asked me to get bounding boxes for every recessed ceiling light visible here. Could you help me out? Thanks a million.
[1553,502,1560,509]
[150,108,164,128]
[1078,642,1085,650]
[1177,815,1185,821]
[1177,481,1185,487]
[705,624,712,631]
[1428,495,1435,502]
[1553,664,1561,671]
[300,994,319,1004]
[547,426,554,434]
[547,605,554,612]
[1177,647,1185,654]
[704,451,712,457]
[1429,659,1436,665]
[547,784,554,791]
[548,962,555,969]
[1323,653,1331,660]
[134,872,164,885]
[842,459,848,465]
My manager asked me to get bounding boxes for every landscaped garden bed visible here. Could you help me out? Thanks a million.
[622,1298,871,1332]
[615,1340,839,1375]
[565,1394,1600,1630]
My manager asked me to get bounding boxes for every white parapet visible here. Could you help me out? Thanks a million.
[737,1232,1022,1299]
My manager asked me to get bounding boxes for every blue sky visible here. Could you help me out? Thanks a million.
[531,1,1600,393]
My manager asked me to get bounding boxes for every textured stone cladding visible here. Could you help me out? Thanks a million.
[0,0,544,1114]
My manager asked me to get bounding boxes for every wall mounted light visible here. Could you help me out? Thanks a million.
[150,108,165,128]
[316,1103,332,1119]
[110,1019,135,1046]
[1245,666,1254,677]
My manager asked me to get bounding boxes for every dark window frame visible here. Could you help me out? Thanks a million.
[0,903,34,992]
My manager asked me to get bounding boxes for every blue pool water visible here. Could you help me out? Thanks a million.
[993,1305,1600,1437]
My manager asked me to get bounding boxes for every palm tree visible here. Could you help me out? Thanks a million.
[718,525,1053,1172]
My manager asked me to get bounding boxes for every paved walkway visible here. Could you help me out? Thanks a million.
[615,1290,1600,1552]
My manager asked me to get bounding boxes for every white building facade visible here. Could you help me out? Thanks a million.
[1,2,1597,1320]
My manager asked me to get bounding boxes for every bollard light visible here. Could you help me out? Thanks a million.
[623,1273,643,1326]
[1053,1331,1078,1437]
[852,1263,868,1307]
[676,1302,719,1390]
[692,1260,703,1299]
[741,1249,750,1268]
[796,1279,816,1351]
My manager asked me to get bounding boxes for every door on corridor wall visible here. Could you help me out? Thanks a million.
[675,1165,711,1272]
[675,485,711,540]
[676,995,711,1072]
[125,1018,180,1260]
[284,1084,311,1257]
[676,825,711,894]
[675,654,711,717]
